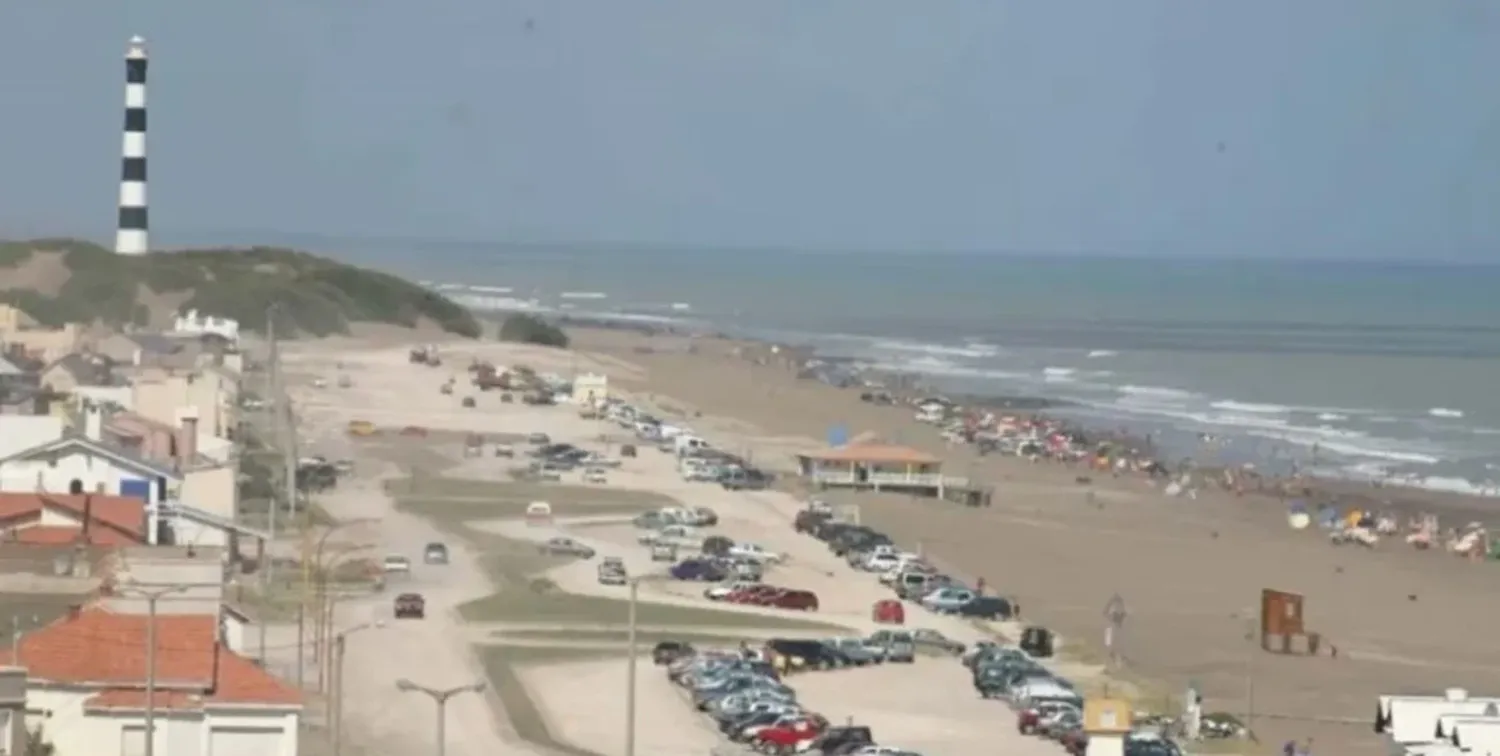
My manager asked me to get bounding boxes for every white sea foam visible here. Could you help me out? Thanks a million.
[1086,350,1117,358]
[1210,400,1290,415]
[1429,407,1465,419]
[873,355,1026,381]
[559,291,609,300]
[1315,412,1350,422]
[670,302,692,311]
[871,339,1001,360]
[1118,385,1199,401]
[468,285,513,294]
[1042,367,1076,383]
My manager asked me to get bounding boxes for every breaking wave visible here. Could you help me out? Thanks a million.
[870,339,1001,360]
[1429,407,1465,419]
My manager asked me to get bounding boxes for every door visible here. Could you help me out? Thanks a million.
[121,726,147,756]
[208,727,281,756]
[120,478,152,501]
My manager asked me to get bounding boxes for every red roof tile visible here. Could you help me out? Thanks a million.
[0,493,146,541]
[9,524,140,546]
[0,607,300,709]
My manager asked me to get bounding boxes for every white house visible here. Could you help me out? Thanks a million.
[0,426,180,543]
[172,310,241,346]
[2,606,300,756]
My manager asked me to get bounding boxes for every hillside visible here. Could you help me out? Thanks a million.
[0,238,480,338]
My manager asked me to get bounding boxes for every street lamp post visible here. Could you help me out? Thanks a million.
[330,621,382,756]
[395,679,486,756]
[316,545,374,692]
[625,578,639,756]
[115,582,195,756]
[299,521,372,690]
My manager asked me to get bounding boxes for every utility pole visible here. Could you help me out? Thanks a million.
[625,578,639,756]
[1243,614,1257,739]
[117,583,191,756]
[331,622,382,756]
[259,304,278,664]
[395,679,486,756]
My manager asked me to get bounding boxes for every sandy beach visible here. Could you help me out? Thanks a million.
[250,323,1500,756]
[563,325,1500,753]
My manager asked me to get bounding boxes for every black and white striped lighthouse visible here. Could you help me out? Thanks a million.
[115,35,149,255]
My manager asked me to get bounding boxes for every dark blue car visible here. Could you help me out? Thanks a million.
[670,559,727,581]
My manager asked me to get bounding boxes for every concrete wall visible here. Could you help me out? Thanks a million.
[0,416,63,462]
[103,548,225,616]
[0,666,25,756]
[179,465,238,548]
[133,372,236,440]
[28,689,298,756]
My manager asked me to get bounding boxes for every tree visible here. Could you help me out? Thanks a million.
[499,314,569,348]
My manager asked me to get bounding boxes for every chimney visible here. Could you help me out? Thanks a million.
[83,400,103,441]
[176,408,199,462]
[81,494,93,541]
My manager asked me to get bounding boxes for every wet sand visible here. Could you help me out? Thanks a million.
[570,326,1500,753]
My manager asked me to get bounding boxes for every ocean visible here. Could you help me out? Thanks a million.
[344,241,1500,496]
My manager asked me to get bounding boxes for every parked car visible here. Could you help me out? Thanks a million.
[728,542,784,564]
[670,559,727,582]
[393,593,425,619]
[920,586,977,614]
[423,543,449,565]
[910,628,966,655]
[582,468,608,484]
[597,561,627,586]
[957,596,1014,620]
[767,589,819,611]
[620,443,637,457]
[650,543,678,562]
[864,630,916,663]
[539,537,596,559]
[704,581,763,601]
[527,432,550,444]
[382,555,412,574]
[823,637,882,666]
[802,726,875,755]
[652,641,694,665]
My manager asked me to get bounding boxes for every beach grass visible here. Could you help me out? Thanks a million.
[457,587,849,630]
[391,472,847,631]
[490,628,771,646]
[475,646,616,756]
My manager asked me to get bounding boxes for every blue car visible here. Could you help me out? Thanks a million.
[671,559,727,581]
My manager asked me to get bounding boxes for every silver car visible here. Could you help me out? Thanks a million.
[540,537,596,559]
[423,543,449,565]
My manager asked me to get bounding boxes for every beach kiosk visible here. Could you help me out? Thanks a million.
[794,443,947,496]
[1083,697,1132,756]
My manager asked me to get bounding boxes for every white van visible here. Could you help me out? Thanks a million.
[675,435,710,456]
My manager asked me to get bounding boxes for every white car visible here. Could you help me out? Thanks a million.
[638,524,699,545]
[703,580,761,600]
[728,543,783,564]
[582,469,608,484]
[381,555,411,574]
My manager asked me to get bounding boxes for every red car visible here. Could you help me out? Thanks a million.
[728,585,781,604]
[768,589,819,611]
[753,717,824,752]
[1018,701,1079,735]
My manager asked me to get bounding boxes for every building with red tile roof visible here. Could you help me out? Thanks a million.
[0,605,300,755]
[0,491,148,546]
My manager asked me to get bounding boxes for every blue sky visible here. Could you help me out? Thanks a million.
[1,0,1497,259]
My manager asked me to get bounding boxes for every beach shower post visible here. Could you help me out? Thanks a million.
[1103,593,1127,668]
